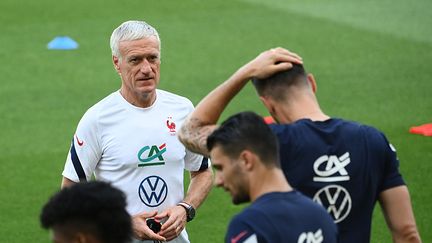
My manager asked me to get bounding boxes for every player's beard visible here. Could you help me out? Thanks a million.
[231,168,250,205]
[232,187,250,205]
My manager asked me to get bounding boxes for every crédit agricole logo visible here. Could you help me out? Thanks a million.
[137,143,167,167]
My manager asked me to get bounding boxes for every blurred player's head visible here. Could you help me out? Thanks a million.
[207,111,280,204]
[40,181,132,243]
[110,20,161,60]
[251,64,318,123]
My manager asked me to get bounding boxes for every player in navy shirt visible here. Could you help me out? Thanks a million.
[179,48,421,242]
[206,112,337,243]
[270,119,405,242]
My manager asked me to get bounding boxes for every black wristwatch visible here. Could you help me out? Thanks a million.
[177,202,196,222]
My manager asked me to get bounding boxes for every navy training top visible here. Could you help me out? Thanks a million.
[270,118,405,242]
[226,191,338,243]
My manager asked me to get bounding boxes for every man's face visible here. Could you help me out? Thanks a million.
[210,146,250,205]
[113,36,161,106]
[51,228,74,243]
[51,226,101,243]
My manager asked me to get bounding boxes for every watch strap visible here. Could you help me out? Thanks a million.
[177,202,195,222]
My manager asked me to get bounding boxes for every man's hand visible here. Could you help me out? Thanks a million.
[242,47,303,80]
[155,205,187,241]
[132,211,166,241]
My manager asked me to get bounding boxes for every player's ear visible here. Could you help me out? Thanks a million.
[307,73,317,93]
[239,150,255,171]
[112,55,121,74]
[259,96,275,114]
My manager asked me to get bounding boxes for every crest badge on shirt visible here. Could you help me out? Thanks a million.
[166,116,176,135]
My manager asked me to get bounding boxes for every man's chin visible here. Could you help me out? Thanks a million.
[137,86,156,96]
[232,195,250,205]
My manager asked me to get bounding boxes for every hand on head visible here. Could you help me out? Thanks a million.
[245,47,303,80]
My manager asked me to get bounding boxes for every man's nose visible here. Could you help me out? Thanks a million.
[214,173,223,187]
[140,59,152,73]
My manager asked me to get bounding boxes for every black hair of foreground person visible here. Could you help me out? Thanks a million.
[40,181,132,243]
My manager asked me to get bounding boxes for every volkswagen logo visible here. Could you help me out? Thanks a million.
[138,176,168,207]
[313,185,352,223]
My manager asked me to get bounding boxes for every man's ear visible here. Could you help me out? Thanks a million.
[307,73,317,93]
[239,150,256,171]
[113,56,121,75]
[259,96,276,116]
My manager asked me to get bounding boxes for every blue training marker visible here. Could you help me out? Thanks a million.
[47,36,79,50]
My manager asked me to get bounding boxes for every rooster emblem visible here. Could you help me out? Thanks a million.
[166,117,176,133]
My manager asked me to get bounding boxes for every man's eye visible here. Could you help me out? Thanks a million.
[128,57,141,64]
[213,166,221,171]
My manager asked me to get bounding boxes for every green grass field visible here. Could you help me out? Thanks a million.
[1,0,431,242]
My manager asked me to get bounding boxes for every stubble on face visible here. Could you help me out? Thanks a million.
[212,147,251,205]
[230,164,251,205]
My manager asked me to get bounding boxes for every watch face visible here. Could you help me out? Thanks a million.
[188,207,196,220]
[178,202,196,221]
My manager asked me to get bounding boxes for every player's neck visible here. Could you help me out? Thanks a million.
[249,168,292,202]
[120,88,156,108]
[277,98,329,123]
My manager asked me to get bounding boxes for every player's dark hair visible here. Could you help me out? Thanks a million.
[40,181,132,243]
[207,111,280,168]
[252,64,308,101]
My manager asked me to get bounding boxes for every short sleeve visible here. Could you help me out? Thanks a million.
[62,107,102,182]
[184,149,210,172]
[379,135,405,192]
[226,216,259,243]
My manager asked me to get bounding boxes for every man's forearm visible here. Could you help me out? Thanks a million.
[379,186,422,243]
[183,168,213,209]
[179,122,217,157]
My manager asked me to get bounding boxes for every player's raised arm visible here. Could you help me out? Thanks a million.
[178,47,302,156]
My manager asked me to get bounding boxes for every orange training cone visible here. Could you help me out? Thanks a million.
[409,123,432,136]
[263,116,275,124]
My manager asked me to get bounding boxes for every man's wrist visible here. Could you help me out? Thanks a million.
[240,64,256,81]
[177,202,196,222]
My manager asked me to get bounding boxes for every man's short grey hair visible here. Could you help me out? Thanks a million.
[110,20,161,59]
